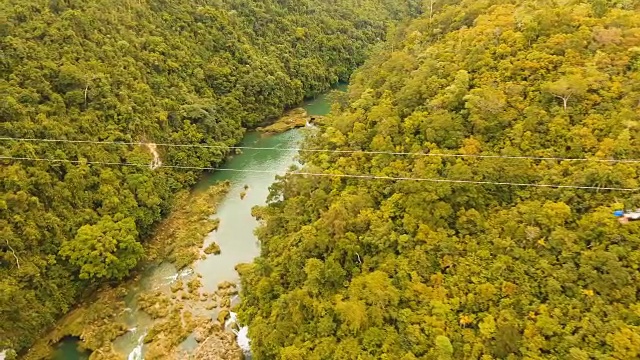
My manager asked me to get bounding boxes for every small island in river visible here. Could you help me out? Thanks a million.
[257,108,325,134]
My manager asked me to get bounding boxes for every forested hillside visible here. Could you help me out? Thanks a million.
[239,1,640,359]
[0,0,420,353]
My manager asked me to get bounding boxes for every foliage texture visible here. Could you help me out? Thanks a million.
[0,0,419,352]
[239,1,640,359]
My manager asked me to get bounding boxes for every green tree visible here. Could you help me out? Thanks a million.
[60,215,142,280]
[543,75,588,111]
[435,335,453,360]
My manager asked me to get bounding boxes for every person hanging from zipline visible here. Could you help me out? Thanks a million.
[614,210,640,224]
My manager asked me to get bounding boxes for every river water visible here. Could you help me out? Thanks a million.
[52,88,339,359]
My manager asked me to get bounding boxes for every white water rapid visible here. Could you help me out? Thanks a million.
[127,333,146,360]
[226,312,251,357]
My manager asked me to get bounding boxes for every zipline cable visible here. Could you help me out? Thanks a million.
[1,155,637,191]
[2,137,640,163]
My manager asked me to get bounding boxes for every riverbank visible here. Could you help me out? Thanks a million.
[35,85,343,360]
[26,183,231,360]
[38,130,306,360]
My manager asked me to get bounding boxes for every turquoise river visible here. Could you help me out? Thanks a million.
[51,86,344,360]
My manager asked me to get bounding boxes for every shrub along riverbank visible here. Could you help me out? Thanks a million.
[22,183,230,360]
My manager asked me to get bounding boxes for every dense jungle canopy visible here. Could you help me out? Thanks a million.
[0,0,421,353]
[239,1,640,359]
